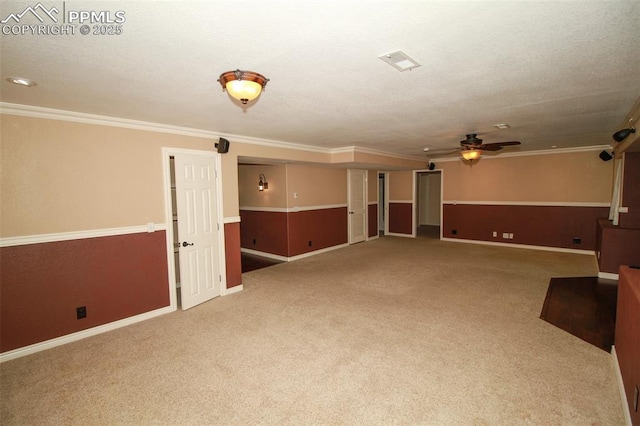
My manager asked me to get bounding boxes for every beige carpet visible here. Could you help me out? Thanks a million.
[1,236,624,425]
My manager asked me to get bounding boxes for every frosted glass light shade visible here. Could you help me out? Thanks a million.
[461,149,481,161]
[226,80,262,104]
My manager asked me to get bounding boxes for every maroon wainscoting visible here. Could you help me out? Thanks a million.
[0,232,170,353]
[240,210,289,256]
[620,152,640,229]
[368,204,378,238]
[224,222,242,288]
[287,207,348,256]
[388,202,413,235]
[443,204,609,250]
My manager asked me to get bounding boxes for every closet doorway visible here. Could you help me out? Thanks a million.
[415,170,442,239]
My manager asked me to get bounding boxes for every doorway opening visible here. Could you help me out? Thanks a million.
[415,170,442,239]
[378,172,387,236]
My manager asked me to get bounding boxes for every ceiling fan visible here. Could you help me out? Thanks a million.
[428,133,521,161]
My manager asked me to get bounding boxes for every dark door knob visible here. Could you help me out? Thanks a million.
[182,242,194,247]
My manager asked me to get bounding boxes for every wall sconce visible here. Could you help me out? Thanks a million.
[612,127,635,142]
[218,69,269,105]
[258,174,268,191]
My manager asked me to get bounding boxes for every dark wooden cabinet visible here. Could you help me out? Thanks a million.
[615,266,640,424]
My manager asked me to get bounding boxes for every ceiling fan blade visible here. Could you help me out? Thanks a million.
[428,148,460,156]
[479,141,521,151]
[478,144,503,151]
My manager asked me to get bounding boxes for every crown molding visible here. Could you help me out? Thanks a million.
[0,102,329,154]
[331,145,425,162]
[432,144,613,162]
[0,103,611,163]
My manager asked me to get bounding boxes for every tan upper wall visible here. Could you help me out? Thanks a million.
[286,165,347,207]
[238,164,287,209]
[388,171,414,201]
[368,170,378,202]
[2,112,614,238]
[0,114,214,237]
[437,149,613,203]
[238,163,347,209]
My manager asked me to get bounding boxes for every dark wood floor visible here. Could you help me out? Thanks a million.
[241,252,282,273]
[417,225,440,239]
[540,276,618,352]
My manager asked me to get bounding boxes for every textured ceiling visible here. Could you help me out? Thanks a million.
[1,1,639,159]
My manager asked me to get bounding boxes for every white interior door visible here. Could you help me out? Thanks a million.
[348,169,367,244]
[174,153,222,310]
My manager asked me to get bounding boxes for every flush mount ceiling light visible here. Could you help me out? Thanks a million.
[612,127,635,142]
[6,76,37,87]
[493,123,510,129]
[379,51,421,72]
[218,69,269,105]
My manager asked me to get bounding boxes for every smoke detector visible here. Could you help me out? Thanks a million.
[379,51,421,72]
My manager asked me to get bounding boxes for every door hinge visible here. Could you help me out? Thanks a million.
[219,274,222,282]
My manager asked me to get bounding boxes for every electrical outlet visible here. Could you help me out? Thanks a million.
[502,233,509,239]
[451,229,457,235]
[253,238,256,245]
[76,306,87,320]
[573,237,582,244]
[492,231,497,237]
[509,233,514,239]
[308,240,312,247]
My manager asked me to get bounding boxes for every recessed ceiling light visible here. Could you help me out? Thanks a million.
[423,147,430,152]
[493,123,510,129]
[6,77,37,87]
[379,51,421,72]
[551,145,557,148]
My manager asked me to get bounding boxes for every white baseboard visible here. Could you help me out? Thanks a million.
[223,284,243,295]
[288,243,349,261]
[611,346,633,425]
[598,271,619,280]
[241,243,350,262]
[241,248,289,262]
[0,305,175,363]
[440,237,595,255]
[385,232,414,238]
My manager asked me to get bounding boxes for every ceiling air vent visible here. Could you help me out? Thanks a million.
[379,50,421,72]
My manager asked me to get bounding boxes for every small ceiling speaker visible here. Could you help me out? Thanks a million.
[428,162,435,170]
[599,150,613,162]
[216,137,230,154]
[612,127,635,142]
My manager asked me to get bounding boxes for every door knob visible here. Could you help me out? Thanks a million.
[182,242,194,247]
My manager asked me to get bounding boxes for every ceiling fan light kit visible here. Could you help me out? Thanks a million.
[427,133,522,163]
[461,149,481,161]
[218,69,269,105]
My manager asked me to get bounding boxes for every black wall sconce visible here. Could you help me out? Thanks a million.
[258,174,268,191]
[612,127,635,143]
